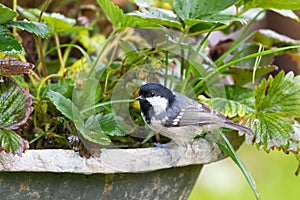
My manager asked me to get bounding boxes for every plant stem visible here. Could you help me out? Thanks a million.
[80,99,135,114]
[12,0,17,35]
[36,73,60,100]
[196,45,300,91]
[55,33,65,76]
[88,29,119,76]
[37,0,52,78]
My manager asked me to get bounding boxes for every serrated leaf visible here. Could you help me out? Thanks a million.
[47,90,111,145]
[0,77,32,130]
[85,113,127,137]
[6,20,50,38]
[97,113,127,136]
[0,26,24,54]
[16,7,83,33]
[185,14,248,28]
[96,0,157,29]
[253,29,299,49]
[43,12,85,33]
[255,71,300,117]
[173,0,239,20]
[0,4,18,24]
[208,98,251,118]
[47,90,76,121]
[129,7,182,29]
[187,14,248,33]
[246,112,294,151]
[0,129,28,155]
[245,71,300,152]
[16,6,38,21]
[199,85,254,118]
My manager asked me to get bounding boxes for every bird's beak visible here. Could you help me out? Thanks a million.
[134,96,143,101]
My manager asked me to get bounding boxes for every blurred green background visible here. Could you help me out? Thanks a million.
[190,144,300,200]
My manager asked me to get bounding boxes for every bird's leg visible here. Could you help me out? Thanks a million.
[155,132,161,143]
[189,139,196,153]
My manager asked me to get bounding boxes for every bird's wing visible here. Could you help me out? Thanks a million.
[172,92,253,135]
[169,92,227,126]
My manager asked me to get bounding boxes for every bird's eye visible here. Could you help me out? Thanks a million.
[150,92,155,97]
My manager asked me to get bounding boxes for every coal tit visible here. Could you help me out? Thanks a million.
[135,83,254,145]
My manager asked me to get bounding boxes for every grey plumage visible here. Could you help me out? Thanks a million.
[136,83,253,145]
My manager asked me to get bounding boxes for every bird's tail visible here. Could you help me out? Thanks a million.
[224,120,254,135]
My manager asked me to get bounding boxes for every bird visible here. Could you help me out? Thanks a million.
[135,83,254,146]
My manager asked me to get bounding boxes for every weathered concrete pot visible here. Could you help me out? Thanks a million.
[0,134,243,200]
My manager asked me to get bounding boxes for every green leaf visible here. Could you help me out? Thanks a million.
[173,0,239,20]
[43,12,85,33]
[246,112,294,150]
[129,7,182,29]
[16,7,83,33]
[96,0,157,29]
[6,20,50,38]
[47,90,112,145]
[16,6,38,21]
[255,71,300,117]
[0,4,18,24]
[84,115,112,145]
[0,77,32,130]
[245,71,300,152]
[0,26,24,54]
[0,129,28,155]
[227,43,276,85]
[253,29,299,49]
[230,65,277,86]
[187,14,247,33]
[97,113,127,136]
[199,85,254,118]
[242,0,300,10]
[47,90,76,121]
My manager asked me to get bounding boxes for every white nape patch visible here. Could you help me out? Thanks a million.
[146,96,168,115]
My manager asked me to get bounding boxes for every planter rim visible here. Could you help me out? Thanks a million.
[0,137,240,174]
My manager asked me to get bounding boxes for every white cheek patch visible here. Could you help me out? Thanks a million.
[146,96,168,115]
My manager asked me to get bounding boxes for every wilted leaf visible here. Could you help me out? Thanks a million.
[0,59,35,76]
[0,4,18,24]
[0,77,32,130]
[0,129,29,155]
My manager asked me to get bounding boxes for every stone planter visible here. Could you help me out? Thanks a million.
[0,134,243,200]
